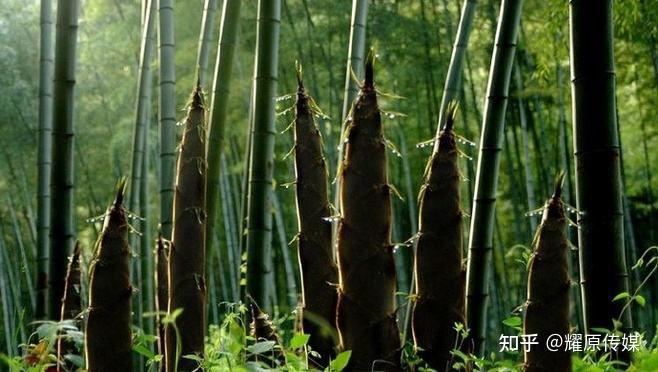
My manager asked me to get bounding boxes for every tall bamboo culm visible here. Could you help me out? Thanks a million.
[465,0,523,355]
[36,0,54,319]
[245,0,281,309]
[49,0,80,318]
[205,0,241,292]
[435,0,478,144]
[569,0,633,352]
[334,0,369,219]
[129,0,156,329]
[196,0,218,87]
[159,0,176,240]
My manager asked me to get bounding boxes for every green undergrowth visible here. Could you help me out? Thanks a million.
[2,304,658,371]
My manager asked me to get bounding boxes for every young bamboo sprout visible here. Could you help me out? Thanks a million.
[412,103,466,371]
[57,241,82,370]
[293,64,338,367]
[523,173,571,372]
[165,84,207,372]
[60,241,82,322]
[336,51,402,371]
[155,233,169,368]
[249,298,284,366]
[85,181,132,371]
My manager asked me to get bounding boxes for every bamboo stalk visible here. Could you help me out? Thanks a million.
[49,0,80,318]
[0,222,26,343]
[219,156,239,300]
[465,0,523,355]
[36,0,54,320]
[159,0,176,240]
[196,0,218,87]
[436,0,477,142]
[570,0,633,346]
[7,195,35,313]
[334,0,369,221]
[0,235,15,355]
[129,2,156,331]
[513,65,538,231]
[245,0,281,308]
[205,0,241,296]
[140,112,153,337]
[271,192,298,310]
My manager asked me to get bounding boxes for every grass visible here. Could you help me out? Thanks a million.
[2,306,658,371]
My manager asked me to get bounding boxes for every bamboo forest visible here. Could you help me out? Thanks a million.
[1,0,658,370]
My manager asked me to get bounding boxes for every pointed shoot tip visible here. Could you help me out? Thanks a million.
[73,241,81,257]
[115,177,127,206]
[552,170,566,199]
[444,100,459,131]
[364,47,375,88]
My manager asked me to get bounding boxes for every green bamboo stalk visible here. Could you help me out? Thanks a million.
[0,235,13,355]
[465,0,523,355]
[334,0,369,220]
[0,222,26,343]
[570,0,633,341]
[49,0,80,318]
[557,64,583,332]
[336,53,401,370]
[523,175,571,372]
[154,234,169,370]
[419,0,439,127]
[340,0,369,123]
[292,73,338,366]
[130,0,156,332]
[205,0,241,291]
[219,156,239,300]
[397,125,418,343]
[36,0,54,320]
[206,235,221,324]
[514,65,537,231]
[140,113,153,337]
[7,195,35,313]
[165,85,207,372]
[159,0,176,241]
[245,0,281,308]
[413,104,466,370]
[85,182,132,371]
[435,0,477,144]
[196,0,218,87]
[130,0,156,217]
[271,192,298,310]
[635,75,657,327]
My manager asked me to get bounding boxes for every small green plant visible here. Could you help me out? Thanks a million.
[0,320,83,371]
